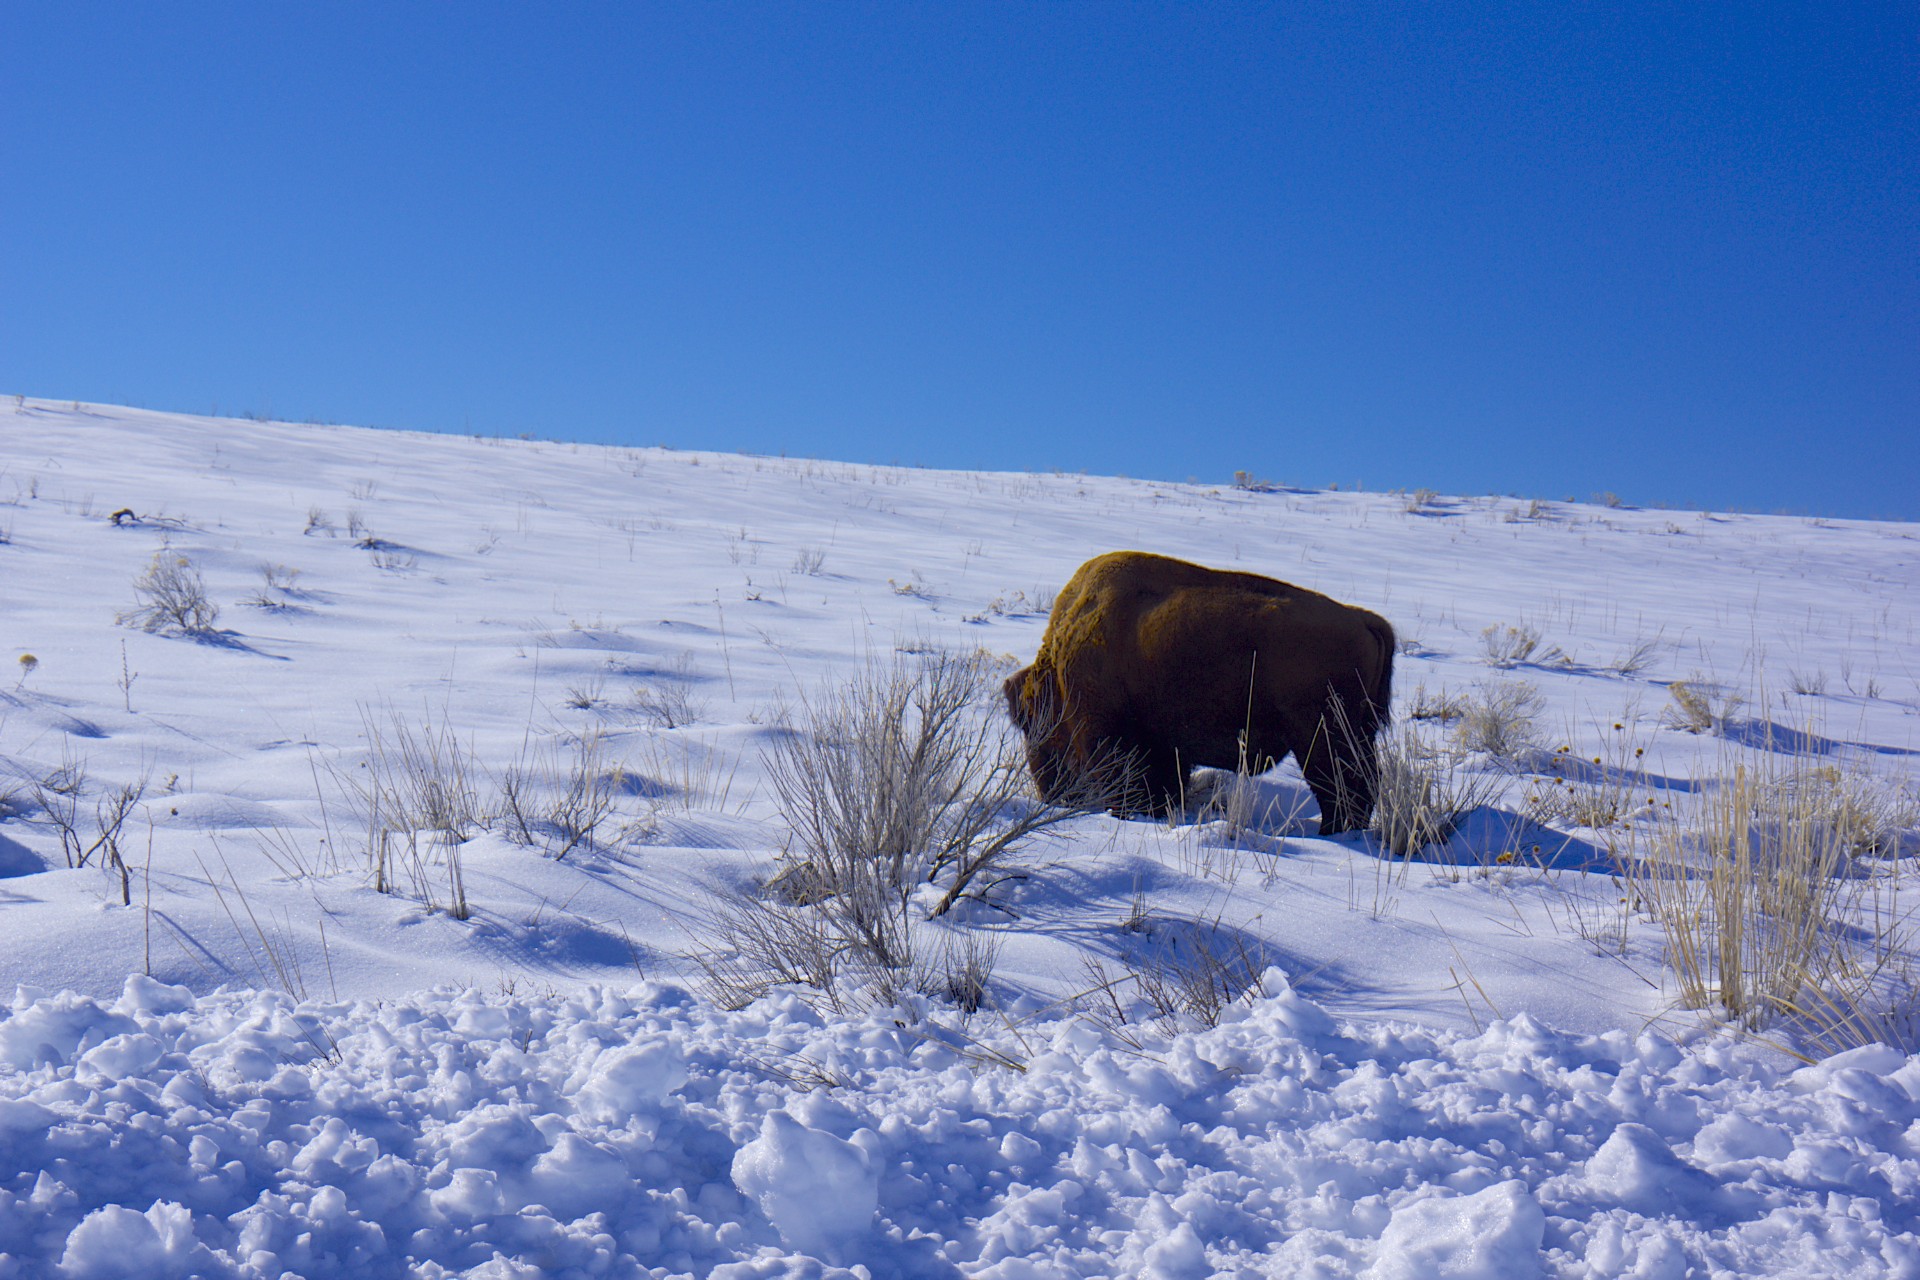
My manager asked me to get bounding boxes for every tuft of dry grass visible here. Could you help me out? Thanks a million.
[1405,683,1468,723]
[1368,726,1504,859]
[1626,748,1915,1050]
[1522,722,1657,834]
[1663,677,1744,734]
[331,704,489,919]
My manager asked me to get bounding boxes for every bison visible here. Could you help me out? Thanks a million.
[1002,551,1395,833]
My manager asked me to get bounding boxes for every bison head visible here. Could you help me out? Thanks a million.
[1002,665,1077,803]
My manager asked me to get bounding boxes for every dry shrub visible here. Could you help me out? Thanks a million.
[1480,623,1563,669]
[698,651,1092,1009]
[1788,764,1919,859]
[1405,683,1468,723]
[26,755,147,902]
[1610,635,1662,677]
[1522,725,1656,833]
[1453,680,1543,759]
[1080,919,1271,1034]
[119,549,219,636]
[500,728,622,859]
[766,650,1088,923]
[1368,726,1503,858]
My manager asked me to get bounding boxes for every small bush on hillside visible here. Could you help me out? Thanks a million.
[500,728,624,860]
[333,705,490,919]
[119,550,219,636]
[632,653,707,728]
[700,651,1097,1008]
[1453,680,1544,759]
[1480,623,1562,669]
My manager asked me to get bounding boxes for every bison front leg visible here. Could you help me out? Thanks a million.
[1111,739,1185,819]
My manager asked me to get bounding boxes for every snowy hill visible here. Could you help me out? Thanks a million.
[2,398,1918,1276]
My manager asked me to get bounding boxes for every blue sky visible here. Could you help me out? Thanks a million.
[4,4,1915,519]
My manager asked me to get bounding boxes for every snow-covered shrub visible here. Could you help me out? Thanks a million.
[118,549,218,636]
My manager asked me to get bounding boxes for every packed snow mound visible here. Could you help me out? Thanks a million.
[4,974,1919,1278]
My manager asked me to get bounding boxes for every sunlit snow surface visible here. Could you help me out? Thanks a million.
[3,400,1919,1275]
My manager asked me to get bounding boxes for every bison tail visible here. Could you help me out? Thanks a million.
[1365,616,1396,736]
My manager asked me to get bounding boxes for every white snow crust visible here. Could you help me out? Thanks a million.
[3,399,1919,1275]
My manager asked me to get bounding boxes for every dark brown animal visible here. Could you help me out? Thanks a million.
[1002,551,1394,833]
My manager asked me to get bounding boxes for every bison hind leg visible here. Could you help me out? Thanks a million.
[1287,713,1379,836]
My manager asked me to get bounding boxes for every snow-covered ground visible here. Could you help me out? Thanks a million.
[3,399,1918,1276]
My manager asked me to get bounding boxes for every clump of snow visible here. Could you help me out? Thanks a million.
[731,1110,879,1255]
[1363,1181,1545,1280]
[576,1040,689,1123]
[58,1200,206,1280]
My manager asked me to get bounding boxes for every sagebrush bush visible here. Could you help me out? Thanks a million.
[704,651,1088,1007]
[1453,680,1544,759]
[119,549,218,635]
[1480,623,1562,669]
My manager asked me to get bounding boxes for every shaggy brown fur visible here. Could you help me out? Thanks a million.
[1003,551,1395,833]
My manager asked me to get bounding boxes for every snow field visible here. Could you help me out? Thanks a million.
[3,399,1920,1275]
